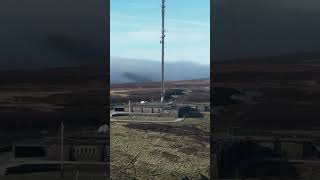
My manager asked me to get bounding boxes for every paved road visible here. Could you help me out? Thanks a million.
[111,118,184,123]
[110,111,185,123]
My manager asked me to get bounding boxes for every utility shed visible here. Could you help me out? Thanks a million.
[178,106,202,118]
[161,108,179,118]
[116,102,202,118]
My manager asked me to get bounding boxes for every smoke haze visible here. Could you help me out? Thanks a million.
[110,57,209,84]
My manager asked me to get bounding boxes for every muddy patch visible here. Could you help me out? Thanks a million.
[125,123,208,135]
[125,124,209,143]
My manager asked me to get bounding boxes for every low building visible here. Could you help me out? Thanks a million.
[45,132,108,162]
[13,131,109,162]
[113,102,207,118]
[161,107,179,117]
[153,107,162,113]
[142,107,153,113]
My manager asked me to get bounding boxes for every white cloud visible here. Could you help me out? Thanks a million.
[110,11,210,65]
[167,18,210,28]
[111,12,209,29]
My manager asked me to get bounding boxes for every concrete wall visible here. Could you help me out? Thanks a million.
[127,105,179,117]
[73,145,104,162]
[132,106,142,113]
[143,107,153,113]
[153,107,161,113]
[46,145,71,161]
[46,144,106,162]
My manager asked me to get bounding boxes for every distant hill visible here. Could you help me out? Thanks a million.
[215,51,320,63]
[110,57,210,84]
[0,65,107,87]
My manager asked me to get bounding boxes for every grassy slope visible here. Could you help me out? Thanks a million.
[110,118,210,179]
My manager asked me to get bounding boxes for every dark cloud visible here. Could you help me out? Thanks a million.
[111,57,209,84]
[122,72,153,83]
[213,0,320,60]
[45,34,105,63]
[0,0,108,70]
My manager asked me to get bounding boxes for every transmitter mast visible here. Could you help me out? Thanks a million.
[160,0,166,103]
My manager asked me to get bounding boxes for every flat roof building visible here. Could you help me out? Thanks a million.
[112,102,209,118]
[13,131,109,162]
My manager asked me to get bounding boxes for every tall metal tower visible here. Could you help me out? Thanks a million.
[160,0,166,103]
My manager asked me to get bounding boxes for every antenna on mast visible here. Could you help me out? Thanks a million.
[160,0,166,103]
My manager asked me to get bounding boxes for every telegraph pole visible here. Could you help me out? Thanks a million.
[160,0,166,103]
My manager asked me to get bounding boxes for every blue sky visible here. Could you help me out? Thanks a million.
[110,0,210,65]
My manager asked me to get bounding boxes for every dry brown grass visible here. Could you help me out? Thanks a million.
[110,118,210,179]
